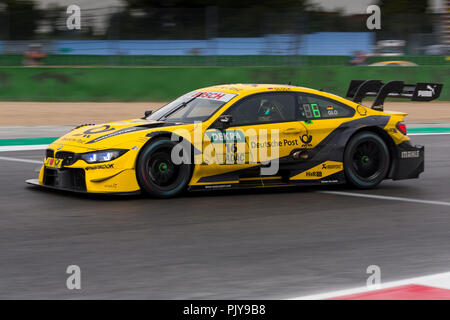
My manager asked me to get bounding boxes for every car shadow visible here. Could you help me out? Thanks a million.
[26,181,416,202]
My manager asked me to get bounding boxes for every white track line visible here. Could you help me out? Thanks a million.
[0,156,42,164]
[290,271,450,300]
[0,145,48,152]
[409,132,450,136]
[319,190,450,207]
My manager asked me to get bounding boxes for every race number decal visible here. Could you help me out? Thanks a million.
[311,103,321,118]
[302,103,321,119]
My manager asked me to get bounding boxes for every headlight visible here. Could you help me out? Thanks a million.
[81,149,128,164]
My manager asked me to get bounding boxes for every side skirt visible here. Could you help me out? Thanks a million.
[188,172,345,192]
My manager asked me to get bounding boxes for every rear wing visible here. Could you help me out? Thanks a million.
[346,80,443,111]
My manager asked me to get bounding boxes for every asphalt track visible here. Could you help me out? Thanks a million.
[0,135,449,299]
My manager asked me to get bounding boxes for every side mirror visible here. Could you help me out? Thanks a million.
[142,110,152,119]
[215,114,233,129]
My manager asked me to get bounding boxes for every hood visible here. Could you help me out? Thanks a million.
[52,119,192,150]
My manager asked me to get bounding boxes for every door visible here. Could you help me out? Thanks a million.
[201,92,303,182]
[290,92,357,181]
[295,92,356,148]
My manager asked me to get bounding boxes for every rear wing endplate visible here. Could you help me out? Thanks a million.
[346,80,443,111]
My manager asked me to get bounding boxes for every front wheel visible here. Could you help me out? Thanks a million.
[344,131,390,189]
[136,137,192,198]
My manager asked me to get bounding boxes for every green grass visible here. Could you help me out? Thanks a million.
[0,66,449,101]
[0,137,58,146]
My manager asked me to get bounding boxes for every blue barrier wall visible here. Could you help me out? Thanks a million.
[45,32,373,55]
[299,32,375,55]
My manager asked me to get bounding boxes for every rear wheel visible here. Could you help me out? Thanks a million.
[136,137,192,198]
[344,131,390,189]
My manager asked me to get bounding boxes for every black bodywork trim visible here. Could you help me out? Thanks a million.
[42,167,86,191]
[390,141,424,180]
[34,115,424,195]
[189,171,345,192]
[347,80,382,104]
[347,80,443,110]
[196,115,392,184]
[86,126,149,144]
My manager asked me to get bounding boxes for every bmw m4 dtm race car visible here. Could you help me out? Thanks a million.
[27,80,442,198]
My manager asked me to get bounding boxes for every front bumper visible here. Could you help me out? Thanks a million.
[42,166,86,191]
[29,145,142,194]
[390,141,424,180]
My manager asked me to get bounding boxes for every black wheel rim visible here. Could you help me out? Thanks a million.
[351,140,384,180]
[148,151,179,187]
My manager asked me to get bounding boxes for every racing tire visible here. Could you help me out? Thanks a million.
[136,137,192,198]
[344,131,390,189]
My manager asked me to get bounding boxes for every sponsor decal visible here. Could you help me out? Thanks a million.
[387,128,397,134]
[250,139,298,149]
[215,86,243,91]
[417,85,436,98]
[327,106,338,116]
[86,126,148,144]
[283,139,299,147]
[205,130,246,143]
[204,184,232,189]
[61,137,86,144]
[104,183,118,189]
[357,105,367,116]
[213,143,250,165]
[221,151,248,164]
[271,87,292,91]
[320,179,339,184]
[291,161,343,180]
[190,91,237,102]
[45,157,62,168]
[322,163,343,170]
[306,171,322,177]
[73,124,115,138]
[300,134,313,147]
[401,150,420,158]
[85,164,114,170]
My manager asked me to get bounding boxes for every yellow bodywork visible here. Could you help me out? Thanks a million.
[369,61,418,66]
[38,84,410,193]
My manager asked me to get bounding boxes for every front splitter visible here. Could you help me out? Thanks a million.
[25,179,141,196]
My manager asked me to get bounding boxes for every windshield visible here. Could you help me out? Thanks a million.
[147,91,237,123]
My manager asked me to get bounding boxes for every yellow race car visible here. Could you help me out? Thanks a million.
[26,81,442,198]
[369,61,418,66]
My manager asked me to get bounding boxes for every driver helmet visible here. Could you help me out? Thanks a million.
[258,100,274,120]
